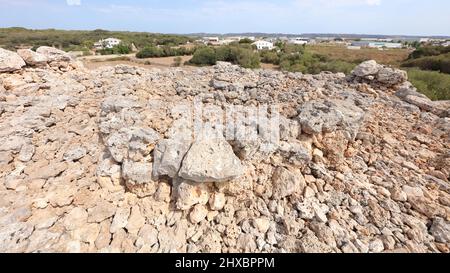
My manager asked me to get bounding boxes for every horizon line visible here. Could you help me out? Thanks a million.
[2,26,450,38]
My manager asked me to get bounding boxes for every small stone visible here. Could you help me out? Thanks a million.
[189,204,208,224]
[63,147,87,162]
[64,207,88,231]
[402,185,424,200]
[369,239,385,253]
[209,192,226,211]
[136,224,158,248]
[29,162,67,180]
[110,206,130,234]
[18,144,35,162]
[33,198,48,209]
[391,188,408,202]
[272,167,306,199]
[430,217,450,243]
[126,205,145,235]
[402,161,419,171]
[253,218,270,234]
[304,186,315,198]
[88,201,117,223]
[174,179,210,210]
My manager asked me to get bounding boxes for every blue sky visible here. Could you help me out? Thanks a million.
[0,0,449,35]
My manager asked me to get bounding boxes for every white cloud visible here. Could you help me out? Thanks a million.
[66,0,81,6]
[295,0,381,8]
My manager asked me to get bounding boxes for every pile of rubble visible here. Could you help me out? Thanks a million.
[0,47,449,253]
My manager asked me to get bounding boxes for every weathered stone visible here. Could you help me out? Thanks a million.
[272,167,305,199]
[126,205,145,235]
[63,147,87,162]
[298,99,364,138]
[152,138,191,178]
[174,179,210,210]
[63,207,88,231]
[0,48,26,72]
[189,204,208,224]
[29,162,67,180]
[209,192,226,211]
[179,138,243,182]
[352,60,380,77]
[17,49,48,67]
[88,201,117,223]
[253,218,270,234]
[122,160,154,185]
[430,217,450,243]
[110,206,130,234]
[36,46,71,62]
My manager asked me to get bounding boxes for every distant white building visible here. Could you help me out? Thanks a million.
[443,41,450,47]
[289,37,309,45]
[351,41,403,49]
[252,40,274,50]
[203,37,220,45]
[94,38,122,49]
[347,45,361,50]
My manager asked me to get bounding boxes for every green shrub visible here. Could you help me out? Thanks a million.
[407,69,450,101]
[402,53,450,74]
[136,45,196,59]
[98,43,131,55]
[239,38,254,44]
[189,47,217,66]
[408,46,450,59]
[260,50,280,64]
[136,46,163,58]
[188,45,260,68]
[173,56,183,67]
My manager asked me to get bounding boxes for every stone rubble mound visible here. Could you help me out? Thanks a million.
[0,49,449,253]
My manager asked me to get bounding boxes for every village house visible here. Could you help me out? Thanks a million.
[289,37,309,45]
[94,38,122,49]
[252,40,274,50]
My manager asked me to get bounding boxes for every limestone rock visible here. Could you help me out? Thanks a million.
[189,204,208,224]
[0,48,26,72]
[17,49,48,67]
[36,46,71,62]
[430,217,450,243]
[271,167,306,199]
[152,138,192,178]
[179,138,243,183]
[174,179,210,210]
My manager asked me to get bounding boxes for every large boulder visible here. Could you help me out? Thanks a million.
[178,137,244,183]
[36,46,72,62]
[395,86,447,116]
[0,48,26,72]
[351,60,407,87]
[376,66,408,86]
[298,99,365,139]
[152,138,192,179]
[352,60,380,77]
[17,49,48,67]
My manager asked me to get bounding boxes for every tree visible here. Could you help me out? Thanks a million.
[136,46,163,58]
[239,38,254,44]
[189,47,217,66]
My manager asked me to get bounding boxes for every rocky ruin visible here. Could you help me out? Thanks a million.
[0,47,449,253]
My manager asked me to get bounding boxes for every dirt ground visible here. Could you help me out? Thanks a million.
[82,55,194,70]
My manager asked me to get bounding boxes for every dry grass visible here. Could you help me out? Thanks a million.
[82,55,194,70]
[307,45,411,66]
